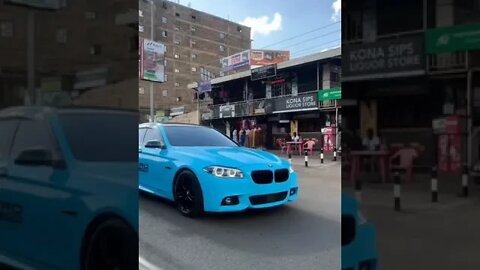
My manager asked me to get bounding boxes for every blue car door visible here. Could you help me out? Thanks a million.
[140,127,172,198]
[0,118,70,268]
[138,127,148,190]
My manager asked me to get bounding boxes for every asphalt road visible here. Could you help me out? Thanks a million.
[139,157,341,270]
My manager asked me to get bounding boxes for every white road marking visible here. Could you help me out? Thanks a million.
[139,256,164,270]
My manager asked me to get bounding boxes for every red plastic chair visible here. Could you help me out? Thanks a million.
[303,140,316,156]
[389,147,418,182]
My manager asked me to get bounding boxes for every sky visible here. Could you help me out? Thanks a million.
[178,0,341,59]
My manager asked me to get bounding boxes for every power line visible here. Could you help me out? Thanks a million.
[291,38,341,56]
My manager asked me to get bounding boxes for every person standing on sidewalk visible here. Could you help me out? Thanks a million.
[232,128,238,143]
[239,129,246,146]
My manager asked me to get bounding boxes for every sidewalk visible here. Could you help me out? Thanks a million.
[344,177,480,270]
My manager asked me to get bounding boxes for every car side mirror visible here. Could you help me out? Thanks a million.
[145,140,166,149]
[14,148,66,169]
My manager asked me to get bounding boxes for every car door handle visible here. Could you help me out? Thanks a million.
[0,167,8,177]
[139,148,142,153]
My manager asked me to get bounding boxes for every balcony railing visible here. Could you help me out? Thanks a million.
[200,90,338,120]
[427,51,467,74]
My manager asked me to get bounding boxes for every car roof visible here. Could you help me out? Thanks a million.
[0,106,137,121]
[139,122,204,128]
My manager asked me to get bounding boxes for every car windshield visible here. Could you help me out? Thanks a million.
[58,112,138,162]
[164,126,238,147]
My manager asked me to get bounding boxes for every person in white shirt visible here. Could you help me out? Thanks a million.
[232,128,238,143]
[292,132,300,142]
[362,129,380,151]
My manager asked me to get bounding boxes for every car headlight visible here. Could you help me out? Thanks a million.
[204,166,244,178]
[289,166,294,173]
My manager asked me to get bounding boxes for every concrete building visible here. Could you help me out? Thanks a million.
[0,0,138,109]
[139,0,251,121]
[342,0,480,181]
[188,49,341,150]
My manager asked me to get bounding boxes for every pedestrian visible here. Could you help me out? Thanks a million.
[239,129,246,146]
[232,128,238,143]
[245,127,251,148]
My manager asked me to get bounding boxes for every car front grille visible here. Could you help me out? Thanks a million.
[249,191,288,205]
[251,170,273,184]
[274,169,289,182]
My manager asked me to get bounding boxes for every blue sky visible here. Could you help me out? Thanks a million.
[182,0,341,59]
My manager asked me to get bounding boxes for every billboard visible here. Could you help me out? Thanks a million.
[251,64,277,81]
[220,50,250,72]
[140,38,166,82]
[250,50,290,66]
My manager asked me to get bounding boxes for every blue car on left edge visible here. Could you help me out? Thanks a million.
[139,122,299,217]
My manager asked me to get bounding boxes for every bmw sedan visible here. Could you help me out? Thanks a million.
[139,123,299,217]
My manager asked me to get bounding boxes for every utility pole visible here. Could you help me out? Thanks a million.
[149,0,155,122]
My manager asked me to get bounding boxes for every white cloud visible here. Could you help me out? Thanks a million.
[239,12,282,38]
[331,0,341,22]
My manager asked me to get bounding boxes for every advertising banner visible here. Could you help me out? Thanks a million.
[140,38,166,82]
[250,50,290,66]
[426,23,480,54]
[220,50,250,72]
[342,35,425,79]
[219,104,235,118]
[251,64,277,81]
[198,80,212,93]
[273,92,318,113]
[319,87,342,101]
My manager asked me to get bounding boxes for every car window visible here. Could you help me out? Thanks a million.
[58,112,137,162]
[143,128,164,146]
[10,120,59,161]
[139,128,147,145]
[164,126,238,147]
[0,119,19,162]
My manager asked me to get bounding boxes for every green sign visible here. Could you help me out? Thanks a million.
[426,23,480,54]
[318,87,341,101]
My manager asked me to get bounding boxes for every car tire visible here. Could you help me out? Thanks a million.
[83,217,138,270]
[174,170,204,218]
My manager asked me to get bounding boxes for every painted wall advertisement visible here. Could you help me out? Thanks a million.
[273,93,318,113]
[250,50,290,66]
[220,50,250,72]
[342,35,425,80]
[140,38,166,82]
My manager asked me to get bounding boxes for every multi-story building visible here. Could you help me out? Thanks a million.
[138,0,251,121]
[188,49,341,150]
[342,0,480,181]
[0,0,138,109]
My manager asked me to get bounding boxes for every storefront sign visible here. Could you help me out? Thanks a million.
[221,50,250,72]
[426,23,480,54]
[343,35,425,80]
[250,50,290,66]
[170,106,185,116]
[219,104,235,118]
[319,87,341,101]
[251,64,277,81]
[273,93,318,114]
[198,80,211,93]
[140,38,166,82]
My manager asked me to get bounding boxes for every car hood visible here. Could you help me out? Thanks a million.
[172,146,285,168]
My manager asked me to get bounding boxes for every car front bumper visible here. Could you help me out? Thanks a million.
[199,170,299,212]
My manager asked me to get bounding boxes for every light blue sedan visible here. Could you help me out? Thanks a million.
[139,123,299,217]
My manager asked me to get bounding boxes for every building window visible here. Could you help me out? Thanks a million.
[139,87,145,94]
[176,97,182,102]
[219,45,225,52]
[162,17,167,24]
[191,14,197,20]
[90,44,102,55]
[139,25,144,32]
[219,32,225,39]
[162,31,168,37]
[237,26,242,32]
[175,82,180,87]
[165,74,168,81]
[191,53,197,59]
[191,26,196,32]
[139,10,143,17]
[174,39,180,45]
[162,90,168,97]
[174,68,180,73]
[175,12,180,17]
[162,1,167,9]
[56,28,67,44]
[0,22,13,38]
[174,54,179,59]
[174,26,179,31]
[191,67,197,72]
[190,39,196,47]
[85,11,96,19]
